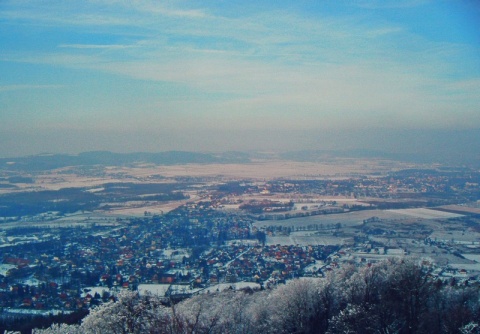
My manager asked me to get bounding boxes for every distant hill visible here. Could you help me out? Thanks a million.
[280,148,480,166]
[1,145,478,172]
[0,151,251,172]
[279,149,408,161]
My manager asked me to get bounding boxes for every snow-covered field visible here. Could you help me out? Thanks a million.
[462,254,480,262]
[430,230,480,243]
[387,208,464,219]
[255,209,421,231]
[266,234,347,246]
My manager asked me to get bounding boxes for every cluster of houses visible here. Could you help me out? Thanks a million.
[0,202,340,314]
[252,169,479,202]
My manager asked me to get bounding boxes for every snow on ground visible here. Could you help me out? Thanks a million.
[267,234,347,246]
[161,248,190,260]
[138,284,170,297]
[303,260,324,273]
[387,208,464,219]
[4,309,71,316]
[463,254,480,262]
[22,276,42,286]
[448,263,480,271]
[81,287,112,297]
[0,264,16,276]
[430,230,480,243]
[199,282,261,294]
[137,282,261,297]
[255,209,406,230]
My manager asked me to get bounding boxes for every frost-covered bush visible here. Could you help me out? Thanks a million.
[35,290,172,334]
[34,323,82,334]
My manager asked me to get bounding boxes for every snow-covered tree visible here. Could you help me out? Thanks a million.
[34,323,82,334]
[267,278,328,334]
[36,291,172,334]
[460,323,480,334]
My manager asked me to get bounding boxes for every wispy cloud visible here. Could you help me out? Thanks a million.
[1,9,132,27]
[1,1,208,29]
[353,0,430,9]
[58,44,137,50]
[0,84,63,92]
[131,2,208,19]
[1,0,479,135]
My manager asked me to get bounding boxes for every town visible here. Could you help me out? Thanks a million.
[1,157,480,329]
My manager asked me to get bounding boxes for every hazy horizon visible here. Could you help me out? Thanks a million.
[1,1,479,158]
[1,128,479,165]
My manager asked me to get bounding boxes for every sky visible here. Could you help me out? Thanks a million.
[1,0,480,157]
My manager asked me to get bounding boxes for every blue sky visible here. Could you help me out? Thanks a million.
[1,0,479,156]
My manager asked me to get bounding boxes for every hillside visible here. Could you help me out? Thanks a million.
[30,259,480,334]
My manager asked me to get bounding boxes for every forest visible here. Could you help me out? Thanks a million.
[0,183,188,218]
[33,259,480,334]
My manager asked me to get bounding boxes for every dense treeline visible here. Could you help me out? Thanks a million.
[0,183,187,217]
[33,259,480,334]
